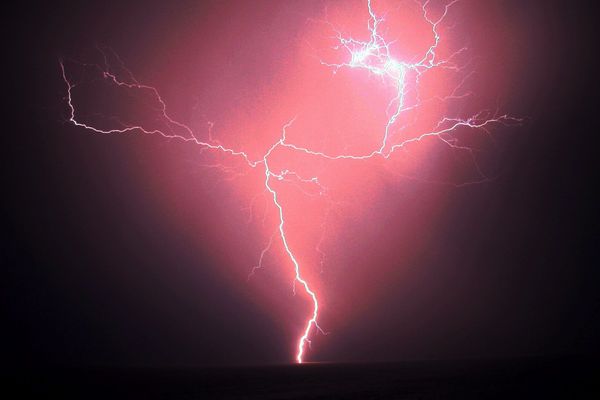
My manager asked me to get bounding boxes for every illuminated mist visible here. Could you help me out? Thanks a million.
[59,0,521,363]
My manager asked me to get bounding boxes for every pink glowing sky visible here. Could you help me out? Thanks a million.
[61,0,522,362]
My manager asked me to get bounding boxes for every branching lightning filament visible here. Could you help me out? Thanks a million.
[60,0,521,363]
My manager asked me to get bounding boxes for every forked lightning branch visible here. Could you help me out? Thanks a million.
[60,0,520,363]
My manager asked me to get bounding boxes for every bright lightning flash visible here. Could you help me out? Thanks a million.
[59,0,521,363]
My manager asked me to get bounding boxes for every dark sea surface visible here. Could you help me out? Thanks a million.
[7,357,598,399]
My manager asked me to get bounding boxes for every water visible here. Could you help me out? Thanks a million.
[8,357,597,399]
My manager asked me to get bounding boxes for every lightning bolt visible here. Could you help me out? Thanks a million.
[59,0,521,363]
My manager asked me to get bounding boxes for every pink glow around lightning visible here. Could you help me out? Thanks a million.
[59,0,521,363]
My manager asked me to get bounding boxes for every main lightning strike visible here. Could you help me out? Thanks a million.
[60,0,521,363]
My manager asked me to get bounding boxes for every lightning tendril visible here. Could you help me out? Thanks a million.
[60,0,521,363]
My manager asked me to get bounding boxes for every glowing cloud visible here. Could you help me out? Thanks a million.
[60,0,521,363]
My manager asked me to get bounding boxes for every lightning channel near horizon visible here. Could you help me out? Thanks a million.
[59,0,521,363]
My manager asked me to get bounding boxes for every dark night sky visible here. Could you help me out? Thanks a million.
[4,0,599,367]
